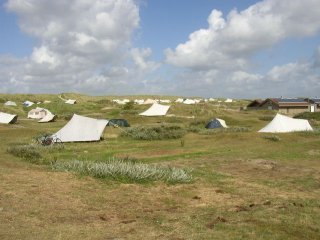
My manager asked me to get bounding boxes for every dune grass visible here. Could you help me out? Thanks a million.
[1,93,320,239]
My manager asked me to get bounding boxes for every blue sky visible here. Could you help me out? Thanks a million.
[0,0,319,98]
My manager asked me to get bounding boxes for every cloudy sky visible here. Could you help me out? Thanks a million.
[0,0,320,98]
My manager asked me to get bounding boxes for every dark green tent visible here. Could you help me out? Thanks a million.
[107,119,130,127]
[205,118,228,129]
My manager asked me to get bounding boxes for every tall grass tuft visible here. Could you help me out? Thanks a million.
[121,125,186,140]
[262,135,281,142]
[198,127,251,135]
[7,144,42,163]
[52,158,192,184]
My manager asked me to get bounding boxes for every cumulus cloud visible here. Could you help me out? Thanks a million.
[1,0,150,93]
[165,0,320,70]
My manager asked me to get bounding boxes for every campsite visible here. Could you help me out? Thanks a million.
[0,93,319,239]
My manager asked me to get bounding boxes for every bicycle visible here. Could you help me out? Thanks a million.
[35,134,63,146]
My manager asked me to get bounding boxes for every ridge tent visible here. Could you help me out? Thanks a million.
[225,98,233,103]
[4,101,17,106]
[175,98,184,103]
[0,112,18,124]
[143,99,158,105]
[139,103,170,116]
[28,107,52,119]
[38,113,56,123]
[54,114,108,142]
[258,113,313,133]
[65,99,77,104]
[205,118,228,129]
[183,99,196,104]
[107,119,130,127]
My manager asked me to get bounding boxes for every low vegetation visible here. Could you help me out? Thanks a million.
[262,134,281,142]
[121,125,186,140]
[52,158,192,184]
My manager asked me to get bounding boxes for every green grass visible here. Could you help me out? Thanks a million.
[1,93,320,240]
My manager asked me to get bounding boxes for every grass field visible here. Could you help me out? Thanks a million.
[0,93,319,239]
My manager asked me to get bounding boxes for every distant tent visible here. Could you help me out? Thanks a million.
[139,103,170,116]
[143,99,158,105]
[258,114,313,133]
[107,119,130,127]
[65,99,77,104]
[43,100,51,104]
[183,99,196,104]
[38,113,56,123]
[225,98,233,103]
[175,98,184,103]
[0,112,18,124]
[112,99,130,105]
[28,107,52,119]
[160,99,171,103]
[205,118,228,129]
[23,101,34,107]
[4,101,17,106]
[134,99,144,105]
[54,114,108,142]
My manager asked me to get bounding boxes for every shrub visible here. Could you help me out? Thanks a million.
[52,158,192,184]
[7,144,42,163]
[259,116,274,121]
[294,112,320,121]
[198,127,251,135]
[121,125,186,140]
[262,135,281,142]
[122,101,134,110]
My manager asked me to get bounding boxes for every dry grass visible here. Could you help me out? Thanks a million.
[0,93,319,239]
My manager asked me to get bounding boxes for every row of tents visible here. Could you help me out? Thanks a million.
[3,99,76,108]
[113,98,234,105]
[52,113,313,142]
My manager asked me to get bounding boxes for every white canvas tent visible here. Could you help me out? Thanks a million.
[65,99,76,104]
[0,112,18,124]
[225,98,233,103]
[183,99,196,104]
[175,98,184,103]
[4,101,17,106]
[28,107,52,119]
[139,103,170,116]
[54,114,108,142]
[38,113,56,123]
[143,99,158,105]
[258,114,313,133]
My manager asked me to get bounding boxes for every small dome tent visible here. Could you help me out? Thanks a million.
[205,118,228,129]
[107,119,130,127]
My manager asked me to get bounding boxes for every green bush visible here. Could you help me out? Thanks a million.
[262,135,281,142]
[7,144,42,163]
[122,101,134,110]
[52,158,192,184]
[121,125,186,140]
[198,127,251,135]
[294,112,320,121]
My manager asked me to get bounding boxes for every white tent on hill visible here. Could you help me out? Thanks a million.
[258,114,313,133]
[0,112,18,124]
[225,98,233,103]
[183,99,196,104]
[23,101,34,107]
[38,113,56,123]
[143,99,158,105]
[28,107,52,119]
[54,114,108,142]
[65,99,77,104]
[139,103,170,116]
[4,101,17,106]
[175,98,184,103]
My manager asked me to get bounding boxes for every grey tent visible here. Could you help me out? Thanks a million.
[107,119,130,127]
[205,118,228,129]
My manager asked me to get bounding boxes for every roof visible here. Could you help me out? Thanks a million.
[261,98,311,107]
[247,99,263,107]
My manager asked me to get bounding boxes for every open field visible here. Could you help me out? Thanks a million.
[0,93,319,239]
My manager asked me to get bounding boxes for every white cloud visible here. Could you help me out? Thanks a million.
[165,0,320,70]
[1,0,145,93]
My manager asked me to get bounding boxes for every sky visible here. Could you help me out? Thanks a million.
[0,0,320,98]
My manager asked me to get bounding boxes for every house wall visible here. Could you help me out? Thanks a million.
[259,101,279,110]
[278,106,309,115]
